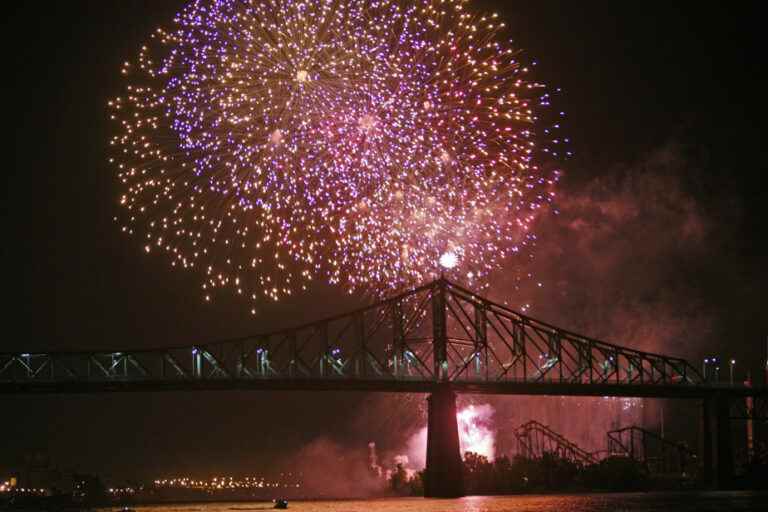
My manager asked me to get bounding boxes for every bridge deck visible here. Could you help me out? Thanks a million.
[1,377,763,399]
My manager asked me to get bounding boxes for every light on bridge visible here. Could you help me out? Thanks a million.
[439,251,458,270]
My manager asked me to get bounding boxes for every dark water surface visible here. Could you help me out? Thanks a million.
[100,493,768,512]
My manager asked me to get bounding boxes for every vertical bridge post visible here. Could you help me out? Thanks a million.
[392,300,404,377]
[701,392,734,489]
[474,303,487,379]
[425,384,464,498]
[432,279,447,381]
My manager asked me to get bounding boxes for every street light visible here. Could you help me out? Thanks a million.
[730,359,736,386]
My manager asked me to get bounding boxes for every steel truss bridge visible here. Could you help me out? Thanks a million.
[1,278,763,398]
[514,420,597,466]
[1,278,728,396]
[2,277,765,494]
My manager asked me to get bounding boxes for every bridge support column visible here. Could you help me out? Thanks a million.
[425,385,464,498]
[701,393,733,489]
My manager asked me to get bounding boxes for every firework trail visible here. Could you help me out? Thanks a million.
[109,0,565,309]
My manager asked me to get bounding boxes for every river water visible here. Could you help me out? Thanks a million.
[100,493,768,512]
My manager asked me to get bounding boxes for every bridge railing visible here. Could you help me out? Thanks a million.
[0,279,704,388]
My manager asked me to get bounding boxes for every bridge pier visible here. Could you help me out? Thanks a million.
[424,385,464,498]
[701,393,733,489]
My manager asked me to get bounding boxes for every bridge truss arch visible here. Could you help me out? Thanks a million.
[0,279,715,395]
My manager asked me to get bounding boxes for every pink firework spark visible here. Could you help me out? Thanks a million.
[109,0,565,308]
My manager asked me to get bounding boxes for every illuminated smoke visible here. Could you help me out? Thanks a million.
[400,402,496,469]
[367,442,383,478]
[393,454,410,466]
[457,404,496,460]
[283,437,384,498]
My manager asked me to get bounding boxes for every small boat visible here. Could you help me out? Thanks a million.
[273,498,288,509]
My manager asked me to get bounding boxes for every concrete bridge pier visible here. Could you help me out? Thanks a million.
[701,393,734,489]
[424,385,465,498]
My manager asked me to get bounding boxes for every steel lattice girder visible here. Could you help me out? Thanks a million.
[441,281,698,386]
[1,278,760,397]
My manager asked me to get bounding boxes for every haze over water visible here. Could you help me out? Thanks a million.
[99,493,768,512]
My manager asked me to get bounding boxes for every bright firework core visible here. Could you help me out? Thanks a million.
[439,251,459,270]
[109,0,565,305]
[405,403,496,468]
[270,129,283,145]
[357,114,377,132]
[457,405,495,460]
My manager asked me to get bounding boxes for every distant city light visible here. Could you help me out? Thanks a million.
[151,475,302,491]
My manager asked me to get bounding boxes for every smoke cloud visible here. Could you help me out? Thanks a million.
[281,437,384,498]
[291,142,743,491]
[478,142,727,455]
[500,142,717,356]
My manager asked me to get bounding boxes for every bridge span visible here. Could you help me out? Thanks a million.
[2,278,765,495]
[0,279,713,394]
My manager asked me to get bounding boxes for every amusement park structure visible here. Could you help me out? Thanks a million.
[514,420,597,466]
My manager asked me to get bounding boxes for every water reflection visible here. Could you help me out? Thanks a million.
[99,493,768,512]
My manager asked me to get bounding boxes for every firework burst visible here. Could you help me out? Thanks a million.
[109,0,565,309]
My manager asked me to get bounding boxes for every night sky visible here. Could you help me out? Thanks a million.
[2,1,766,482]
